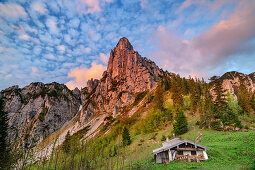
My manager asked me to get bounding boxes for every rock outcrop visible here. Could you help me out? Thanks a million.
[80,37,163,119]
[0,82,81,150]
[215,71,255,97]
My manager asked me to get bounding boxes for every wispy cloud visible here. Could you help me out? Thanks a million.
[65,62,106,90]
[149,0,255,79]
[0,3,27,19]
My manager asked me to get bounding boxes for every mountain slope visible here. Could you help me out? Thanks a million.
[0,82,81,150]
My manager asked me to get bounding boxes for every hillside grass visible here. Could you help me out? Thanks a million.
[27,88,255,170]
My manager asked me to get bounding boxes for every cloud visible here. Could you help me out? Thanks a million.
[31,66,38,74]
[19,34,30,40]
[57,45,66,53]
[99,53,109,64]
[65,62,106,90]
[31,2,47,14]
[0,3,27,19]
[75,0,101,14]
[46,17,59,35]
[149,0,255,79]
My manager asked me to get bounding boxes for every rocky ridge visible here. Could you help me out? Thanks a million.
[0,82,81,149]
[217,71,255,97]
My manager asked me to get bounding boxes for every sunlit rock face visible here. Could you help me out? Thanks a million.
[212,71,255,98]
[0,82,81,149]
[82,37,164,116]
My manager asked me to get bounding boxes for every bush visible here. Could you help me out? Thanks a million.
[211,120,223,131]
[173,108,188,136]
[161,135,166,141]
[38,107,49,122]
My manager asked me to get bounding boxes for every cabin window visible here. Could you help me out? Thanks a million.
[191,151,196,155]
[177,151,183,155]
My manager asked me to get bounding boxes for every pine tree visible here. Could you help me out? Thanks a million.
[62,131,71,153]
[210,76,227,110]
[238,77,251,113]
[200,84,214,128]
[173,107,188,136]
[0,99,10,169]
[190,79,201,113]
[250,91,255,111]
[171,76,183,107]
[154,82,164,111]
[122,126,131,146]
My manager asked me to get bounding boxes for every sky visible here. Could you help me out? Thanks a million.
[0,0,255,90]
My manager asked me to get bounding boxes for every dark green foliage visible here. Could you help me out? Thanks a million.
[211,120,223,131]
[173,107,188,136]
[189,78,201,113]
[171,76,184,107]
[250,91,255,111]
[210,76,227,110]
[238,77,251,113]
[62,131,71,153]
[71,126,90,140]
[222,107,242,128]
[199,84,215,128]
[147,93,154,103]
[154,84,164,110]
[38,106,49,122]
[161,135,166,141]
[134,91,148,106]
[122,126,131,146]
[0,99,10,169]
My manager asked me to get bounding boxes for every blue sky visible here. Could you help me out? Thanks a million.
[0,0,255,90]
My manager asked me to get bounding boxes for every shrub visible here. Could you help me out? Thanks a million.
[38,107,49,122]
[173,108,188,136]
[211,120,223,131]
[122,126,131,146]
[161,135,166,141]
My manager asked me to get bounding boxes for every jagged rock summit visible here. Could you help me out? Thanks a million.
[216,71,255,97]
[81,37,163,119]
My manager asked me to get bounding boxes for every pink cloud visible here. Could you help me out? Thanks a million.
[31,2,47,14]
[65,62,106,90]
[149,0,255,79]
[0,3,27,19]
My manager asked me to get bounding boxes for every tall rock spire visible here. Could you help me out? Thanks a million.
[115,37,133,51]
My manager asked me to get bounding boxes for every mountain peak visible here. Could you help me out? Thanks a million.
[116,37,133,51]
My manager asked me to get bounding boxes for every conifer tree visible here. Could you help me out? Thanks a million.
[62,131,71,153]
[173,107,188,136]
[200,84,214,128]
[210,76,227,110]
[0,99,10,169]
[238,77,251,113]
[250,91,255,111]
[171,76,183,107]
[190,79,200,113]
[122,126,131,146]
[154,82,164,111]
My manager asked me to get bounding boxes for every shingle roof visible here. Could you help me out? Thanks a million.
[153,138,210,155]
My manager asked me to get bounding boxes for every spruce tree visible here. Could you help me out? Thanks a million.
[173,107,188,136]
[250,91,255,111]
[0,99,10,169]
[190,79,200,113]
[238,77,251,113]
[200,84,214,128]
[210,76,227,110]
[171,76,183,107]
[62,131,71,153]
[122,126,131,146]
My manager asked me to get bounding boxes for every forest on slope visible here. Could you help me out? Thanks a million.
[1,73,254,169]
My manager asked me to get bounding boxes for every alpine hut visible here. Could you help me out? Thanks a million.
[153,138,210,163]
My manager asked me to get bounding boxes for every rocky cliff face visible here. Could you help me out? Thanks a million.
[216,71,255,97]
[0,82,81,149]
[80,37,163,121]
